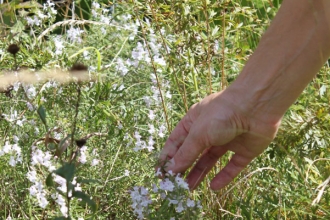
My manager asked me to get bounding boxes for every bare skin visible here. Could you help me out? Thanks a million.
[159,0,330,190]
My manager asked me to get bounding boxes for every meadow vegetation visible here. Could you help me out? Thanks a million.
[0,0,329,219]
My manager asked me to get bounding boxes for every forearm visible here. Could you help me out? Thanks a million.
[227,0,330,124]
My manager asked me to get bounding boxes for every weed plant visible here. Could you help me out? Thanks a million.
[0,0,329,219]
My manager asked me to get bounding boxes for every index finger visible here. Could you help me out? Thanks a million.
[158,113,193,163]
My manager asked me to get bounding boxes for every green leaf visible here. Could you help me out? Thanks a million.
[45,173,54,187]
[48,142,56,150]
[54,163,75,182]
[73,191,97,213]
[56,134,72,157]
[37,105,47,128]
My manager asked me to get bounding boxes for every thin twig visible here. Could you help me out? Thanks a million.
[133,0,171,132]
[70,83,81,150]
[148,0,188,112]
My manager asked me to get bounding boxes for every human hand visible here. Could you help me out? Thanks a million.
[159,90,281,190]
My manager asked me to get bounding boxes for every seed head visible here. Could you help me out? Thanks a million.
[75,139,87,148]
[70,63,88,72]
[7,44,20,55]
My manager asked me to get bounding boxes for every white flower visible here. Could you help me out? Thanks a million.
[124,169,130,176]
[91,158,99,166]
[67,27,84,43]
[37,11,47,20]
[79,146,88,164]
[26,17,35,26]
[158,124,166,138]
[16,119,25,127]
[175,175,189,189]
[25,84,36,99]
[146,136,154,152]
[134,131,141,140]
[92,2,100,9]
[92,9,98,18]
[148,110,155,120]
[152,184,158,193]
[27,169,38,182]
[100,27,107,35]
[40,97,47,102]
[159,178,175,191]
[155,168,162,177]
[9,156,16,166]
[168,198,178,205]
[79,152,87,164]
[176,202,185,213]
[26,16,41,26]
[148,124,155,134]
[13,135,19,143]
[143,96,152,107]
[83,50,90,60]
[38,195,49,208]
[118,84,125,91]
[116,58,129,76]
[165,90,172,99]
[60,203,68,217]
[3,141,12,153]
[75,183,82,192]
[54,37,65,55]
[100,15,110,24]
[13,82,20,91]
[186,198,195,207]
[54,175,67,193]
[27,102,34,111]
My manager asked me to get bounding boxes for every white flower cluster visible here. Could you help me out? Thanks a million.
[53,36,65,56]
[23,84,37,99]
[67,27,84,43]
[132,124,159,152]
[78,145,100,166]
[130,186,152,219]
[26,0,57,27]
[27,170,49,208]
[130,111,168,152]
[1,108,26,127]
[50,176,82,217]
[0,138,22,167]
[27,144,83,216]
[130,170,202,219]
[26,145,56,208]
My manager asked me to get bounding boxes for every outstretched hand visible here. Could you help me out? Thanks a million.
[159,90,281,190]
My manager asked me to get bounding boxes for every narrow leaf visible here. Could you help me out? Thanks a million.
[73,191,97,213]
[55,134,71,157]
[54,163,75,182]
[37,105,47,127]
[45,172,54,187]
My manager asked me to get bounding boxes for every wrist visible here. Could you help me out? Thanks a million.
[224,79,284,126]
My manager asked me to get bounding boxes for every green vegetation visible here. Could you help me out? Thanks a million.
[0,0,329,219]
